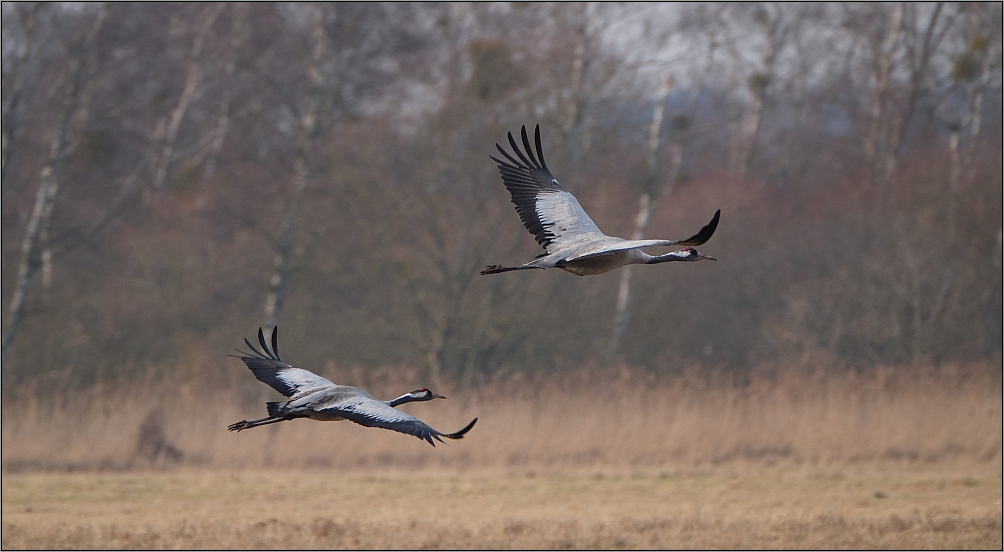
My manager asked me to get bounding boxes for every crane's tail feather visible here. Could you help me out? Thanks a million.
[266,401,284,417]
[441,417,478,440]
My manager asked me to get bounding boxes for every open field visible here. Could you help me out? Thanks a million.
[2,365,1001,548]
[2,468,1001,549]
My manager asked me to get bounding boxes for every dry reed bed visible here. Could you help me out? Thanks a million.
[3,363,1000,472]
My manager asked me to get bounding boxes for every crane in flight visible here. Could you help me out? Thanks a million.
[228,327,477,446]
[482,125,720,276]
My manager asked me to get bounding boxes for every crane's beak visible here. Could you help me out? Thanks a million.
[433,393,446,399]
[699,254,717,261]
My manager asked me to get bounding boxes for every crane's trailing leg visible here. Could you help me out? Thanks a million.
[480,264,544,275]
[228,416,288,432]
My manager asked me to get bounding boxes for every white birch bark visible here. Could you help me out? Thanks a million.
[3,5,108,359]
[200,3,248,193]
[561,2,590,157]
[150,4,224,190]
[730,4,781,179]
[606,76,675,364]
[862,2,904,176]
[263,7,329,330]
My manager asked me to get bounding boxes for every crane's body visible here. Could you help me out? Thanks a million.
[228,327,477,446]
[482,125,719,276]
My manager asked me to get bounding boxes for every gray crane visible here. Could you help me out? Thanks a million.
[481,125,720,276]
[228,327,477,446]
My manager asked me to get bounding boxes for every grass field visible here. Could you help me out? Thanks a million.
[2,468,1001,549]
[2,364,1001,548]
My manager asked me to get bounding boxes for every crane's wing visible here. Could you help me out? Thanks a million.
[490,125,605,253]
[318,398,477,446]
[564,209,721,261]
[564,239,675,261]
[232,327,335,398]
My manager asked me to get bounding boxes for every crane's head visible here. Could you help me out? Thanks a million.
[410,388,446,401]
[387,388,446,407]
[648,247,717,263]
[681,247,716,261]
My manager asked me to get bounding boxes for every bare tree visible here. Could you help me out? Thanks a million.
[3,4,108,360]
[841,3,953,187]
[945,3,1002,242]
[263,4,330,331]
[149,4,225,191]
[200,3,249,192]
[1,3,43,187]
[607,76,677,363]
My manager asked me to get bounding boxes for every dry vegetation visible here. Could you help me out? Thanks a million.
[3,364,1001,549]
[3,364,1001,472]
[3,468,1001,549]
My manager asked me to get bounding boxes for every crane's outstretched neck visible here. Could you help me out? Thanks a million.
[646,247,717,264]
[386,394,418,407]
[385,389,445,407]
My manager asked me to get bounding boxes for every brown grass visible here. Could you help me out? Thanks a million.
[1,364,1001,548]
[2,363,1000,472]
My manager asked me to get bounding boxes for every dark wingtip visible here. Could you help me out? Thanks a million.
[534,124,547,170]
[243,337,266,359]
[443,417,478,440]
[271,326,279,361]
[507,130,533,168]
[521,125,541,169]
[679,209,721,246]
[257,327,269,357]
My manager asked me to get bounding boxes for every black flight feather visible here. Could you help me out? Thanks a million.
[534,125,548,170]
[675,209,721,246]
[521,126,541,169]
[490,125,566,249]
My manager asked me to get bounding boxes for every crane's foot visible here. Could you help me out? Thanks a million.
[481,265,512,275]
[228,420,250,432]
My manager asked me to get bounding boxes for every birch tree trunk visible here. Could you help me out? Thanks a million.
[560,2,590,160]
[263,7,329,330]
[200,3,248,198]
[150,4,223,191]
[1,4,43,186]
[948,28,997,244]
[3,5,108,360]
[862,2,904,182]
[606,76,676,364]
[729,4,780,179]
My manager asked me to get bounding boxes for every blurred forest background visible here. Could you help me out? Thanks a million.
[2,2,1001,393]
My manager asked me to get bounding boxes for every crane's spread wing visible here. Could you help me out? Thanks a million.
[563,209,721,261]
[490,125,604,252]
[318,398,477,446]
[564,239,675,261]
[232,327,334,398]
